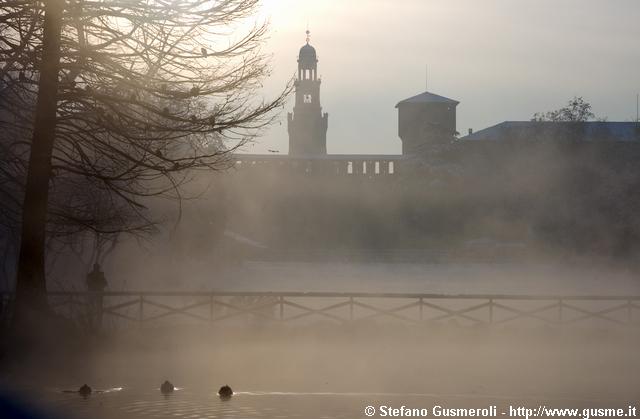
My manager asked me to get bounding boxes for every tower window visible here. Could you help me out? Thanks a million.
[303,94,312,103]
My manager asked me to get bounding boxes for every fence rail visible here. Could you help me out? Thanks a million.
[1,291,640,329]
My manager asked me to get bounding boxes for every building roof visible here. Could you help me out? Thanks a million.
[460,121,640,143]
[396,91,459,108]
[298,43,317,62]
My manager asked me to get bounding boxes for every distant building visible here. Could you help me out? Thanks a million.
[396,91,459,155]
[239,31,464,175]
[460,121,640,143]
[226,34,640,255]
[287,31,328,156]
[240,32,640,175]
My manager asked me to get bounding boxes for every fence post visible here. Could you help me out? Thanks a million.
[558,299,563,323]
[627,299,632,324]
[489,298,494,324]
[138,295,144,322]
[68,295,75,319]
[419,297,423,321]
[279,296,284,321]
[210,294,215,323]
[349,296,354,321]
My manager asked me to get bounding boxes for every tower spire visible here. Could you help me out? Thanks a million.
[288,31,328,156]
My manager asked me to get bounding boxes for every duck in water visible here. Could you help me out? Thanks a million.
[160,381,175,394]
[78,384,92,397]
[218,385,233,399]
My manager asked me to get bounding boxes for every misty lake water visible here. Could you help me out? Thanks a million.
[5,260,640,418]
[10,387,488,419]
[12,386,633,419]
[40,388,375,419]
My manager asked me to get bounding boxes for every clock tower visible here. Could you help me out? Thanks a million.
[287,31,328,156]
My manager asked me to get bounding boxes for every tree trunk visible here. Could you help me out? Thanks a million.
[14,0,64,318]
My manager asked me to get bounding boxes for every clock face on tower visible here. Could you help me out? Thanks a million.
[304,94,312,104]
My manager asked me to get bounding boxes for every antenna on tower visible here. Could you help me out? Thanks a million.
[425,64,429,91]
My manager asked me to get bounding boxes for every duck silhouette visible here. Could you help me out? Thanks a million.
[78,384,92,397]
[218,385,233,399]
[160,380,175,394]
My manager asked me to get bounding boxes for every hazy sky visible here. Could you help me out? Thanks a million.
[243,0,640,155]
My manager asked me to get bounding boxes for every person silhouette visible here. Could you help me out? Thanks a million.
[86,263,108,330]
[86,263,107,292]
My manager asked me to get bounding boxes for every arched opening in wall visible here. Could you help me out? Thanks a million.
[375,161,380,174]
[362,161,367,174]
[389,161,395,174]
[347,161,353,174]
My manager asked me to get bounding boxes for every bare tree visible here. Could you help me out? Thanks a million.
[0,0,290,319]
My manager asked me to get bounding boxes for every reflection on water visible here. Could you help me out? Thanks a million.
[61,387,124,394]
[21,388,629,419]
[41,389,377,419]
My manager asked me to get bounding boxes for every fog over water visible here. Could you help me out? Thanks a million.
[2,1,640,419]
[4,319,640,419]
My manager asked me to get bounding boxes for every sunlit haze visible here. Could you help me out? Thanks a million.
[2,1,640,418]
